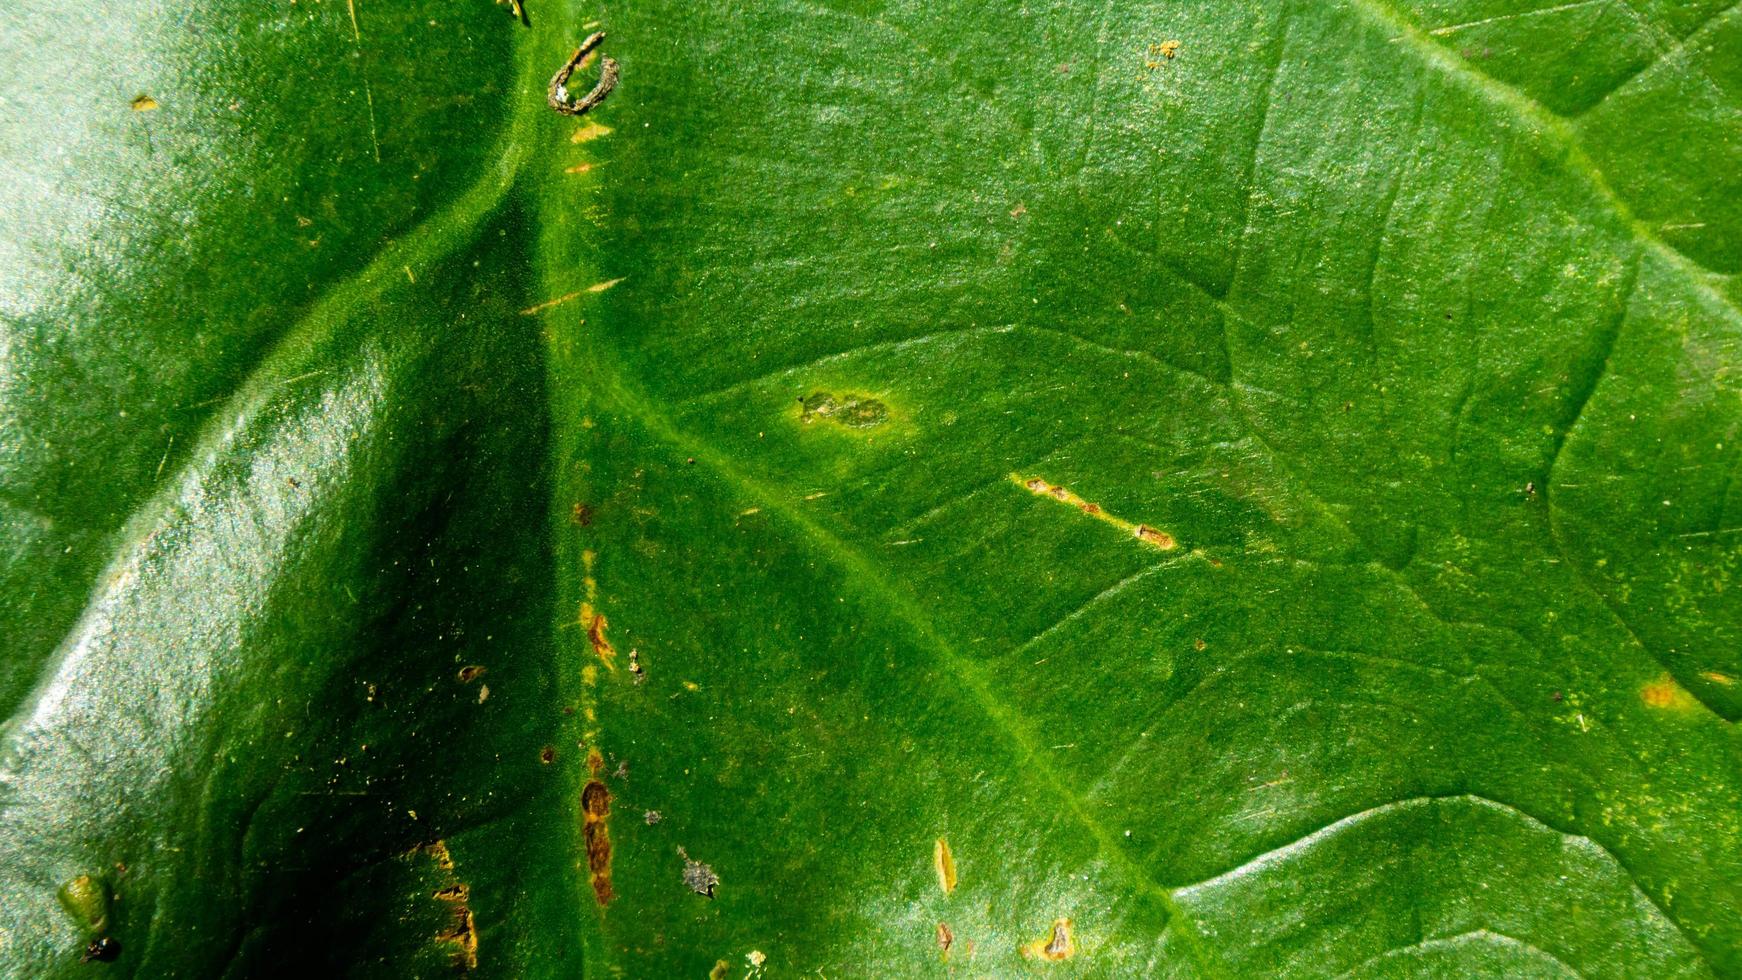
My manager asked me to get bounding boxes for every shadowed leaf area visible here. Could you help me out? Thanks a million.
[2,0,1740,976]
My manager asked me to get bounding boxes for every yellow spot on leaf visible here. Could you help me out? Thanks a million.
[130,94,159,111]
[587,277,625,293]
[933,838,957,894]
[1641,674,1698,712]
[1701,671,1735,687]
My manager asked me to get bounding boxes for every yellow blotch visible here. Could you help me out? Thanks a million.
[130,94,159,111]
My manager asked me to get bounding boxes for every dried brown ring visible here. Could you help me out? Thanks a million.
[548,31,619,116]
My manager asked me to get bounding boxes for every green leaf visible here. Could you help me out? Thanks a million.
[2,0,1739,976]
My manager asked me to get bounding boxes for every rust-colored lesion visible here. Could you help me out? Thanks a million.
[583,777,614,905]
[1012,474,1178,550]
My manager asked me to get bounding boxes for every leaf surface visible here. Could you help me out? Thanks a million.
[1,0,1739,976]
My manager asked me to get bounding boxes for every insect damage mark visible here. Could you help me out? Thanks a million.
[1012,474,1177,550]
[1021,918,1076,962]
[548,31,619,117]
[583,777,614,905]
[799,391,889,429]
[933,838,957,894]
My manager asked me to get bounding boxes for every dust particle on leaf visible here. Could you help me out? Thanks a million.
[679,846,719,898]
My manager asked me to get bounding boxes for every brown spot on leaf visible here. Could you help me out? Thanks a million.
[540,746,557,764]
[1135,524,1176,548]
[414,840,456,872]
[1013,474,1178,551]
[937,922,955,954]
[411,841,476,969]
[585,609,618,670]
[457,665,487,684]
[933,838,957,894]
[798,391,889,429]
[1022,918,1076,961]
[433,884,470,903]
[571,502,595,526]
[583,780,614,905]
[436,903,479,971]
